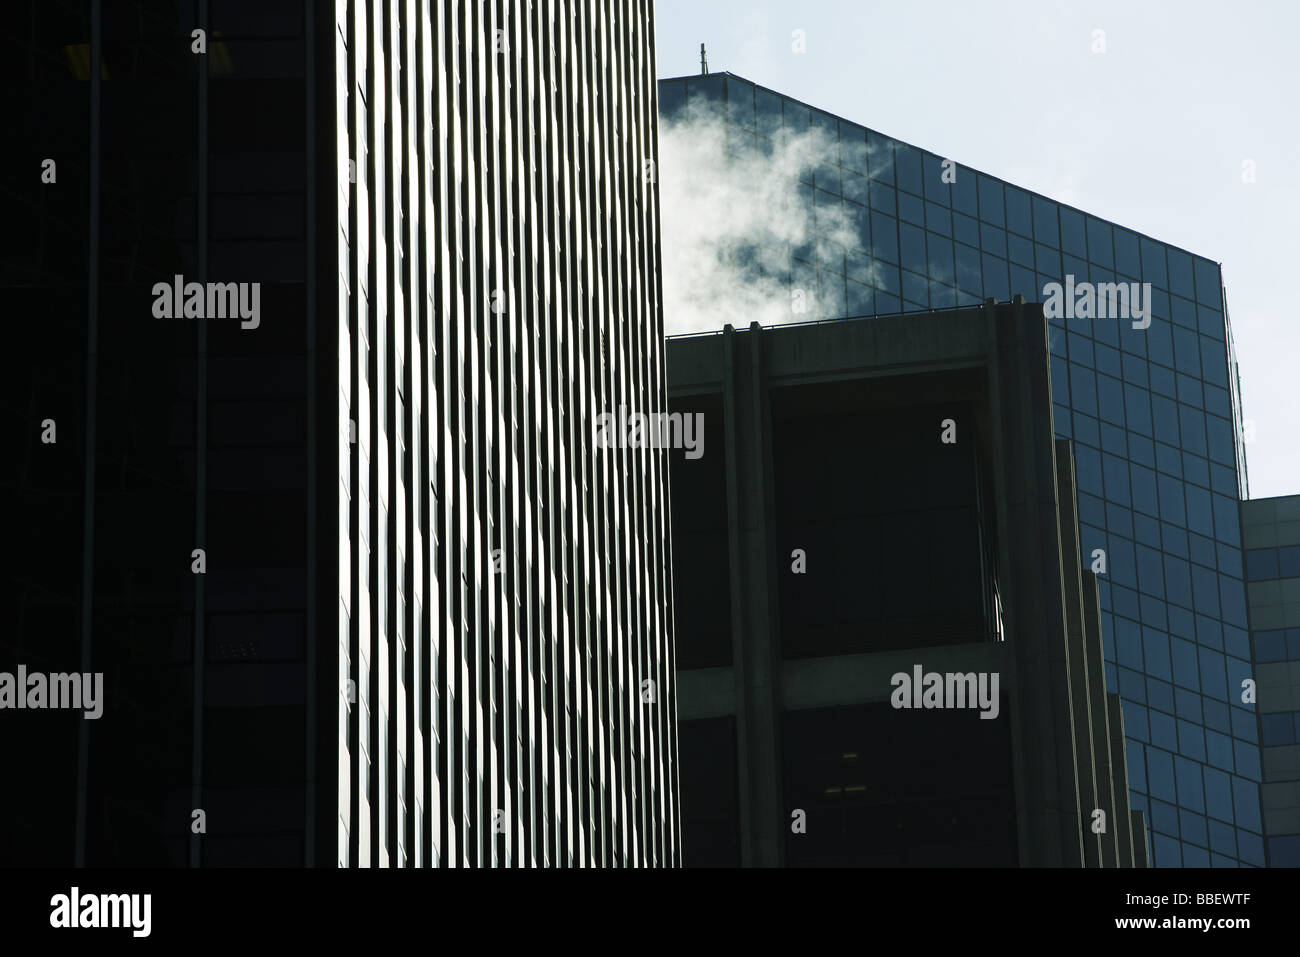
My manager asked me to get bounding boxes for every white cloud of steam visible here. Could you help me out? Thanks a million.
[658,100,866,336]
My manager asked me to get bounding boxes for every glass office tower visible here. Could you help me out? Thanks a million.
[660,71,1261,867]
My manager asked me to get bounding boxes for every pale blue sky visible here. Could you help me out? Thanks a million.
[655,0,1299,499]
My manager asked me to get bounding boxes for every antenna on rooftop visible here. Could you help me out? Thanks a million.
[700,43,708,75]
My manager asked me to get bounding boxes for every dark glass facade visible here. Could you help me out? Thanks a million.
[661,71,1262,866]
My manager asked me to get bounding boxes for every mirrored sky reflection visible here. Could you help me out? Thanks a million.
[654,0,1300,500]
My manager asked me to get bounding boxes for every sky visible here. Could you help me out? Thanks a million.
[653,0,1300,500]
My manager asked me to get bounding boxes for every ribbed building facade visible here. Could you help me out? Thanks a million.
[333,0,678,867]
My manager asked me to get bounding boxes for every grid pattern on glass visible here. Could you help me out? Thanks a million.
[1245,547,1300,581]
[660,71,1260,867]
[336,0,679,867]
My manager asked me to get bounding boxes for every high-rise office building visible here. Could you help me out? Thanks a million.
[669,302,1148,867]
[1240,495,1300,867]
[660,71,1262,867]
[2,0,677,868]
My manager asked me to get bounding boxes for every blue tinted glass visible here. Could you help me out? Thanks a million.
[954,243,980,294]
[1153,833,1182,867]
[1204,768,1233,822]
[1279,545,1300,578]
[1005,186,1031,236]
[1115,229,1141,277]
[1158,474,1186,527]
[1135,545,1163,598]
[1198,648,1227,699]
[1203,699,1229,732]
[726,77,756,125]
[1134,512,1161,548]
[1205,416,1234,467]
[1035,243,1061,279]
[1086,216,1114,268]
[1206,730,1234,771]
[1126,740,1147,791]
[1235,738,1261,778]
[930,278,961,308]
[902,270,928,308]
[1199,309,1225,345]
[1182,453,1209,490]
[1172,326,1200,376]
[1180,809,1208,847]
[980,223,1007,258]
[1232,777,1261,830]
[898,191,925,227]
[688,73,725,106]
[1146,747,1176,801]
[1193,257,1220,306]
[1185,485,1214,538]
[1239,832,1265,866]
[837,119,866,170]
[926,233,954,284]
[1102,452,1130,505]
[867,132,894,183]
[1140,238,1168,287]
[1032,196,1058,246]
[1175,687,1201,721]
[1196,613,1223,650]
[1060,207,1086,257]
[1208,821,1236,857]
[1098,377,1125,427]
[1171,294,1197,331]
[870,211,898,263]
[925,202,951,235]
[1261,713,1294,746]
[982,254,1009,300]
[843,170,868,205]
[977,174,1005,227]
[952,169,977,216]
[869,181,896,216]
[1125,386,1153,438]
[1165,555,1193,609]
[895,144,922,195]
[1200,340,1229,391]
[1167,247,1195,299]
[1176,373,1203,409]
[1070,365,1098,418]
[1148,675,1175,713]
[1221,579,1247,629]
[1269,837,1300,867]
[899,223,926,274]
[847,279,872,316]
[953,213,979,247]
[1009,265,1036,302]
[1120,666,1146,703]
[1101,423,1127,456]
[1254,630,1285,661]
[1150,798,1180,836]
[922,154,949,202]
